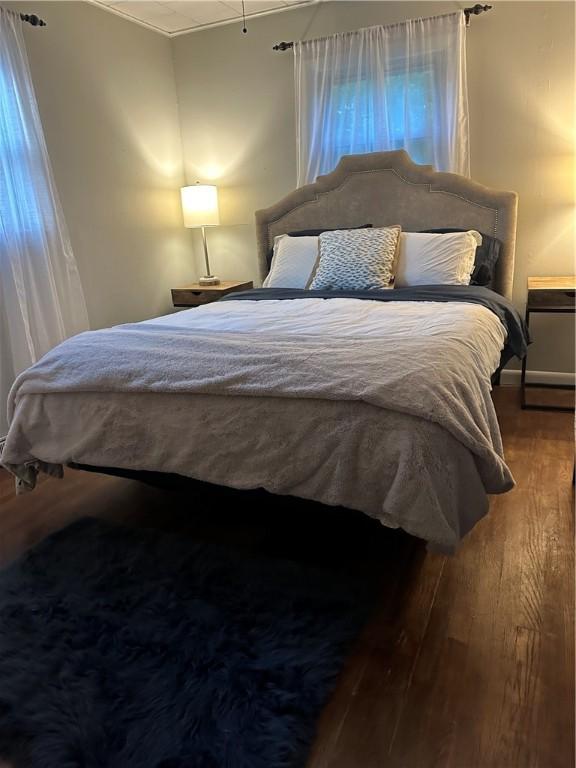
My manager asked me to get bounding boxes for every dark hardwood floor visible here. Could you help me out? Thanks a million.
[0,387,573,768]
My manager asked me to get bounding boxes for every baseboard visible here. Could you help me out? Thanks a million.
[501,369,576,387]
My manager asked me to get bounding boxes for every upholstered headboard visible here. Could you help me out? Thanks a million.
[255,150,518,299]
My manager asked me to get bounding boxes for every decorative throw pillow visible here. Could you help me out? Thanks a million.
[265,224,373,270]
[309,226,401,291]
[263,234,319,289]
[394,230,481,288]
[422,228,501,289]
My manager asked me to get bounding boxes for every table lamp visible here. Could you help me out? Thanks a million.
[181,183,220,285]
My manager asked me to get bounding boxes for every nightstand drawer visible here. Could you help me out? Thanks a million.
[172,288,216,306]
[527,289,576,310]
[171,281,253,308]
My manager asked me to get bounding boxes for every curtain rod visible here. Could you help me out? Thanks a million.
[20,13,46,26]
[272,4,492,51]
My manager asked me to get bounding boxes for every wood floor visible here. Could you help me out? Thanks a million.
[0,387,573,768]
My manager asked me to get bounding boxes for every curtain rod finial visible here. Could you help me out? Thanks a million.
[464,4,492,26]
[19,13,47,26]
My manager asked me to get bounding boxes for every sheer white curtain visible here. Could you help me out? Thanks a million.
[294,12,469,186]
[0,8,89,437]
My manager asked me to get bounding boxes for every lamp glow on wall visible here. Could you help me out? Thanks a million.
[181,183,220,285]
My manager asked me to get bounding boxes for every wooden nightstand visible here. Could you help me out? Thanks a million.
[171,281,253,308]
[521,276,575,412]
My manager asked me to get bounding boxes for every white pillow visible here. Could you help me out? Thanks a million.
[394,230,482,288]
[263,234,318,289]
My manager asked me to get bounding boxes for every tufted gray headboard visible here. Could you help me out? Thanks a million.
[255,150,518,299]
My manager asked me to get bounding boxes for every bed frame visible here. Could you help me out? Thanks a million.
[256,150,518,299]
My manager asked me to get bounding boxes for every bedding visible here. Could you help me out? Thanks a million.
[1,288,528,550]
[394,230,481,288]
[262,234,318,288]
[223,286,528,367]
[310,226,400,290]
[422,228,502,288]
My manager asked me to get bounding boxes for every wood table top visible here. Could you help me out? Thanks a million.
[176,280,253,293]
[528,276,576,291]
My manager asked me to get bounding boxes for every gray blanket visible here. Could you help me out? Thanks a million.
[7,322,512,490]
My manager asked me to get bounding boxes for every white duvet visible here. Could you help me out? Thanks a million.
[146,295,500,341]
[2,297,513,549]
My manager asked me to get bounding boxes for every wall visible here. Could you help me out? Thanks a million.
[8,0,193,329]
[172,0,575,373]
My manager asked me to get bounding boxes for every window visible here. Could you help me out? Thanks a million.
[0,10,88,439]
[327,68,435,168]
[295,14,469,185]
[0,63,47,241]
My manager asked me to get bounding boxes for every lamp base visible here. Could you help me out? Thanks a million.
[198,275,221,286]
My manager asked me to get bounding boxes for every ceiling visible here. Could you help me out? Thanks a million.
[90,0,316,36]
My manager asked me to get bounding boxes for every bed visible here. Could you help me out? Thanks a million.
[1,151,526,551]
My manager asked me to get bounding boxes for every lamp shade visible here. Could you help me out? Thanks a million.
[181,184,220,228]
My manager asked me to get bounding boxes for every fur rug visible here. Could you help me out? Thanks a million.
[0,516,376,767]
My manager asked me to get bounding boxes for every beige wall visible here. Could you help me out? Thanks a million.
[10,0,194,329]
[172,0,575,372]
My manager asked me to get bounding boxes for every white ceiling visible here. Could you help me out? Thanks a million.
[90,0,316,37]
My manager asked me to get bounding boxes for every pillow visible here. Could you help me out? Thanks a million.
[394,230,481,288]
[309,226,401,291]
[265,224,372,270]
[262,234,318,289]
[422,228,501,288]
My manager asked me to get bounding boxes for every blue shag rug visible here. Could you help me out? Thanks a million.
[0,517,376,768]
